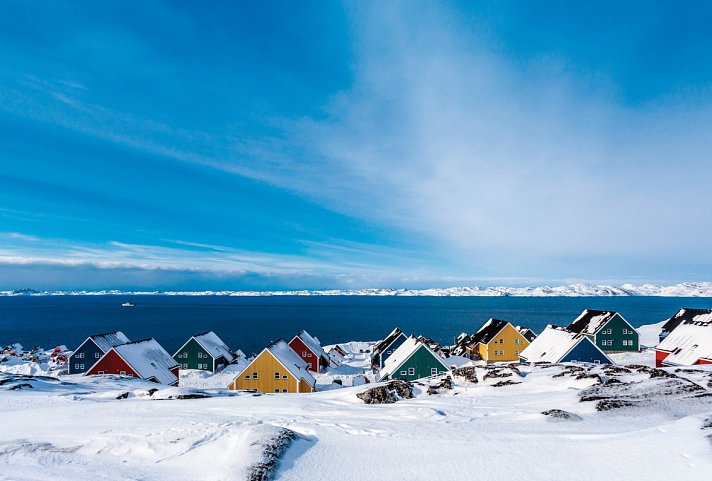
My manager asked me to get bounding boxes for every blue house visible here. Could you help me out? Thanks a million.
[68,331,130,374]
[370,327,408,370]
[519,326,612,364]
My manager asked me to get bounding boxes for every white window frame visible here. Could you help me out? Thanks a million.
[120,370,126,375]
[408,367,415,376]
[431,368,438,375]
[98,370,104,375]
[400,370,407,375]
[77,352,84,359]
[79,363,84,370]
[252,372,259,379]
[274,372,280,380]
[95,352,101,358]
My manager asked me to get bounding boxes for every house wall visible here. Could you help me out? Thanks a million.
[231,351,302,393]
[479,324,530,363]
[289,337,319,372]
[562,339,610,364]
[379,334,407,369]
[69,339,105,374]
[593,314,639,352]
[173,338,214,372]
[386,346,449,381]
[655,350,670,367]
[86,350,139,378]
[299,378,315,393]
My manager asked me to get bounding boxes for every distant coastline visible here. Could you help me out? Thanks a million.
[2,282,712,297]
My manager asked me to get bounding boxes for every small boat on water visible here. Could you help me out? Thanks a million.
[121,302,135,307]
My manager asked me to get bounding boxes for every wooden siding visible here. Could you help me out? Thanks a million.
[289,337,319,372]
[69,339,105,374]
[230,350,313,393]
[474,324,530,363]
[385,345,448,382]
[86,350,138,378]
[174,338,216,372]
[592,314,640,352]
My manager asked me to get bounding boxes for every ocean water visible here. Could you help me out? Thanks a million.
[1,295,711,355]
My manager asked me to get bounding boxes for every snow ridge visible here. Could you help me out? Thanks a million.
[2,282,712,297]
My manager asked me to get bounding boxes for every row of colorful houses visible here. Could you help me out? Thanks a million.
[67,306,711,391]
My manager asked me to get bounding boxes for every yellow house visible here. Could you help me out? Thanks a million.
[228,339,316,393]
[465,319,532,363]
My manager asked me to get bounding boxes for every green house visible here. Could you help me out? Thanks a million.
[566,310,639,352]
[379,336,450,381]
[173,331,235,372]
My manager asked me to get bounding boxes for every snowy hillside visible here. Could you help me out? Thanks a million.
[1,356,711,481]
[3,281,712,297]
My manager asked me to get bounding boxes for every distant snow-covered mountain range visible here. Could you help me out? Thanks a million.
[2,282,712,297]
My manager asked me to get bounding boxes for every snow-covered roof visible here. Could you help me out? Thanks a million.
[112,338,178,385]
[266,340,316,387]
[372,327,404,355]
[567,310,623,335]
[657,317,712,366]
[192,331,234,363]
[90,331,130,352]
[379,336,449,379]
[295,330,329,361]
[471,319,509,345]
[661,308,712,335]
[519,326,598,363]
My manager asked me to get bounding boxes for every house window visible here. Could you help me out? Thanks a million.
[386,350,392,354]
[245,374,250,379]
[198,352,202,358]
[183,352,187,357]
[77,352,84,358]
[282,389,288,393]
[183,363,188,369]
[252,372,258,379]
[95,352,101,358]
[98,371,104,375]
[120,371,126,375]
[514,339,519,345]
[400,370,407,375]
[275,389,280,393]
[408,368,415,375]
[79,364,84,370]
[308,353,313,357]
[275,372,280,379]
[431,368,438,375]
[282,375,288,379]
[75,363,80,369]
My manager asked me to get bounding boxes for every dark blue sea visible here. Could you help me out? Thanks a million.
[2,296,711,355]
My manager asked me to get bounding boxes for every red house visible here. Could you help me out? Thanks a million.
[288,330,330,373]
[655,312,712,367]
[86,338,179,386]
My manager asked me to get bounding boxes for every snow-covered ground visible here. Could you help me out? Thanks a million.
[2,337,712,481]
[4,281,712,296]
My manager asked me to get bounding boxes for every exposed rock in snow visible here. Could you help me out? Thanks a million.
[356,380,414,404]
[542,409,583,421]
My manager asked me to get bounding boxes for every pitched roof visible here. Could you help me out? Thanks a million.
[516,326,537,343]
[471,319,510,345]
[89,331,130,352]
[657,316,712,365]
[519,326,610,363]
[266,339,316,387]
[295,330,329,361]
[192,331,234,362]
[372,327,404,355]
[379,336,449,379]
[112,338,178,385]
[661,308,712,334]
[567,310,620,335]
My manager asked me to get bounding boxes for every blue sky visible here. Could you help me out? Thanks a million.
[1,1,712,290]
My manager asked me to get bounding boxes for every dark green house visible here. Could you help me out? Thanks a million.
[173,331,235,372]
[379,336,450,381]
[566,309,639,352]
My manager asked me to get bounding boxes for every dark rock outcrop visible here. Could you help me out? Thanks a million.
[356,380,414,404]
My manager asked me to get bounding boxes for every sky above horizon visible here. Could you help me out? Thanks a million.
[1,1,712,290]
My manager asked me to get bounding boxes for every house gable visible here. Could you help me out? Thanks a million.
[231,349,312,394]
[69,338,104,374]
[86,349,138,378]
[561,337,612,364]
[173,338,215,371]
[383,344,449,381]
[592,314,639,352]
[377,332,408,369]
[288,336,320,372]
